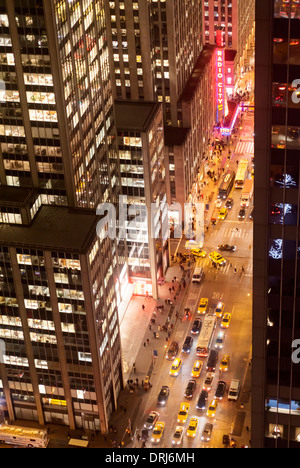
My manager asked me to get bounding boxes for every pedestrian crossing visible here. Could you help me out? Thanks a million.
[204,258,253,276]
[209,224,253,240]
[235,141,254,156]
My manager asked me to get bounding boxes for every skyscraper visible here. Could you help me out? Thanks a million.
[203,0,255,75]
[105,0,203,125]
[253,0,300,448]
[0,0,124,433]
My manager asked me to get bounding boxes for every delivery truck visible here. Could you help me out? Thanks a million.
[240,178,253,208]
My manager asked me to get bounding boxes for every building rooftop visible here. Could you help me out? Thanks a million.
[225,49,237,62]
[0,186,36,206]
[178,45,216,103]
[115,100,161,132]
[0,205,98,253]
[164,126,190,147]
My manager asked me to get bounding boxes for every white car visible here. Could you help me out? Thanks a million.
[215,199,222,209]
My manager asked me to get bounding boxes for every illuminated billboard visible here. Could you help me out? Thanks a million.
[216,48,226,123]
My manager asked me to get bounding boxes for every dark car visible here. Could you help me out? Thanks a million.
[238,208,246,219]
[182,336,193,353]
[167,341,179,361]
[218,244,236,252]
[184,379,197,399]
[206,349,218,372]
[225,198,234,209]
[214,380,227,400]
[191,318,202,335]
[157,385,170,406]
[196,389,208,410]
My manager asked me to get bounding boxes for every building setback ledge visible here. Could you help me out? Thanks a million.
[0,205,99,253]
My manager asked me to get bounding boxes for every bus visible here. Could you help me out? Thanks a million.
[196,314,217,357]
[218,170,235,199]
[0,424,49,448]
[235,159,249,189]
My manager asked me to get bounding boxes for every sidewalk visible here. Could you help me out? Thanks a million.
[107,263,194,447]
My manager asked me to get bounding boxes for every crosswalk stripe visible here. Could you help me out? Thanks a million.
[235,141,254,156]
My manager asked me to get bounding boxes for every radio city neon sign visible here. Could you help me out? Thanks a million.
[216,48,225,121]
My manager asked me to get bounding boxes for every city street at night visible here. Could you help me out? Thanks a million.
[121,108,254,449]
[2,0,300,454]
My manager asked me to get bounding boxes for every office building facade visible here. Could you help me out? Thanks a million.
[203,0,255,76]
[115,100,167,299]
[254,0,300,448]
[0,0,124,433]
[105,0,203,126]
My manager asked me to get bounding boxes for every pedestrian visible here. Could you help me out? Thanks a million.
[153,331,156,339]
[149,324,152,331]
[169,287,172,294]
[142,304,145,310]
[147,338,149,345]
[234,267,237,274]
[133,363,136,373]
[144,342,146,347]
[153,310,156,317]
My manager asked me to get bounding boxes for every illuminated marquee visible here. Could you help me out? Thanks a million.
[216,48,225,122]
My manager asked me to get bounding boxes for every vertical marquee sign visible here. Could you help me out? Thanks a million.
[216,48,225,123]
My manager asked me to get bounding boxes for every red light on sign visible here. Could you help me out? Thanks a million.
[216,49,225,121]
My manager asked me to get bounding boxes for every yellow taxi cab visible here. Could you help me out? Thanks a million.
[221,313,232,329]
[151,422,165,443]
[218,208,228,220]
[190,248,207,258]
[219,354,230,372]
[198,298,208,315]
[170,358,182,376]
[207,399,218,418]
[177,402,190,423]
[209,251,226,266]
[215,302,224,318]
[186,418,198,438]
[191,360,203,378]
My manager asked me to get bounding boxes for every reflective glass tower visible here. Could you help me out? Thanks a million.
[254,0,300,448]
